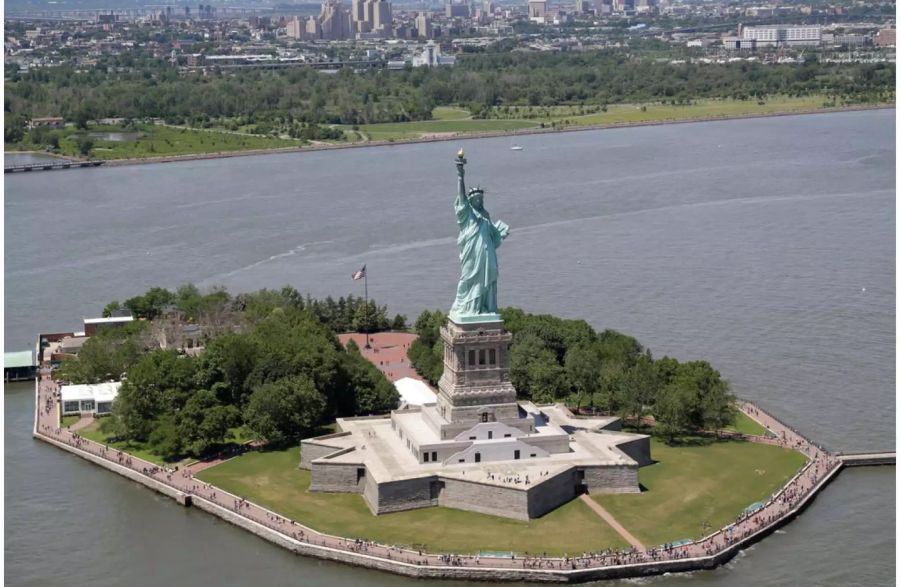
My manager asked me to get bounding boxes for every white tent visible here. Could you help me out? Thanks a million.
[393,377,437,406]
[60,381,121,415]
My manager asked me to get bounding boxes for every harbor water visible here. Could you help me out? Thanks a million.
[5,110,895,586]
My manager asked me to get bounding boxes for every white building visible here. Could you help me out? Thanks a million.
[741,25,821,47]
[61,382,121,416]
[412,41,456,67]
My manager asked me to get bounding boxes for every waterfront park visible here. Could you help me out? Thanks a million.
[31,151,870,581]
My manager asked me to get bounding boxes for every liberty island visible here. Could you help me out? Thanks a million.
[22,138,894,583]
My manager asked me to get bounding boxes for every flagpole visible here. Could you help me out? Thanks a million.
[364,268,371,349]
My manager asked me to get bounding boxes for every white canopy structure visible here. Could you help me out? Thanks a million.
[60,382,121,415]
[393,377,437,406]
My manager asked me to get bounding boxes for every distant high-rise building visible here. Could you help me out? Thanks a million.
[416,12,433,39]
[286,15,305,38]
[320,0,353,40]
[528,0,547,20]
[445,0,469,18]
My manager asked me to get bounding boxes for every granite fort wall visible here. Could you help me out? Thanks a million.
[439,477,531,520]
[299,433,353,469]
[309,458,365,493]
[582,465,640,493]
[370,476,438,514]
[611,436,653,467]
[527,468,579,518]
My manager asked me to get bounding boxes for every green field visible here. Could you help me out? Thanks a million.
[558,95,831,127]
[431,106,473,121]
[196,438,805,555]
[724,412,768,436]
[78,420,171,466]
[60,415,81,428]
[344,118,538,141]
[340,96,848,143]
[596,438,806,547]
[68,124,302,160]
[196,446,627,555]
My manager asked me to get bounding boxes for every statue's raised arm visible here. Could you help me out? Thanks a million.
[454,150,470,224]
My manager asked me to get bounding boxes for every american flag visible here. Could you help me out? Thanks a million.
[352,265,366,280]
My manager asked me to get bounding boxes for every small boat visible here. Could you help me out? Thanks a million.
[510,145,524,151]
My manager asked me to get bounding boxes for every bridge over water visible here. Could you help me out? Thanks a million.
[5,161,104,173]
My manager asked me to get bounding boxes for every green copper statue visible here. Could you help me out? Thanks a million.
[450,149,510,322]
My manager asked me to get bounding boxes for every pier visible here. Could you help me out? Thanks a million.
[5,160,105,173]
[838,452,896,467]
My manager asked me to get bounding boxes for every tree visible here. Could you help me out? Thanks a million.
[112,350,196,442]
[653,360,734,442]
[564,343,602,409]
[526,350,568,403]
[244,375,326,446]
[147,414,182,460]
[507,333,550,399]
[616,353,659,431]
[76,136,94,157]
[124,287,175,319]
[102,300,122,318]
[177,389,241,456]
[340,347,399,415]
[4,114,27,143]
[196,333,259,407]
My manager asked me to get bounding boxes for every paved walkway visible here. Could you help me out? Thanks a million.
[338,332,423,383]
[579,494,645,550]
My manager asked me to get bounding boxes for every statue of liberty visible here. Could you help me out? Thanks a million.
[450,150,510,321]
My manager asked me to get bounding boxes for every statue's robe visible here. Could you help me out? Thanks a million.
[452,192,508,316]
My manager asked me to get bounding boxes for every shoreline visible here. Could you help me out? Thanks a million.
[33,371,891,583]
[19,104,888,169]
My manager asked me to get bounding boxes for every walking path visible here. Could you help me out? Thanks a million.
[33,365,864,581]
[338,332,422,383]
[579,494,645,550]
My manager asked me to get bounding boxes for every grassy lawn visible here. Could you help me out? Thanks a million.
[724,412,768,436]
[559,95,831,127]
[345,118,538,141]
[56,124,302,160]
[196,446,628,555]
[78,420,172,466]
[596,438,806,548]
[60,415,81,428]
[432,106,472,120]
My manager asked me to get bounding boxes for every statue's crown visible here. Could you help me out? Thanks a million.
[468,187,484,196]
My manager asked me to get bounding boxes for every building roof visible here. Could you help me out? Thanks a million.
[60,381,121,403]
[5,350,35,369]
[59,336,89,351]
[84,316,134,325]
[394,377,437,406]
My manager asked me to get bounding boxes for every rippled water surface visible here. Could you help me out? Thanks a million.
[5,110,895,586]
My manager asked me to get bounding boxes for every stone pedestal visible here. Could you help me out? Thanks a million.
[436,317,524,434]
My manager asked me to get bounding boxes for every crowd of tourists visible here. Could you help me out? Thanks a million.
[35,368,841,576]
